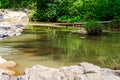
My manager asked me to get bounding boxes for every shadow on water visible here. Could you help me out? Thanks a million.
[0,25,120,74]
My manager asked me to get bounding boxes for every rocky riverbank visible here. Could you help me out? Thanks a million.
[0,22,25,40]
[0,62,119,80]
[0,9,28,21]
[0,9,119,80]
[0,9,29,40]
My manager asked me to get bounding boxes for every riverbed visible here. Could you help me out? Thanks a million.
[0,23,120,75]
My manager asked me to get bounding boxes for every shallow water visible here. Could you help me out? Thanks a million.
[0,24,120,75]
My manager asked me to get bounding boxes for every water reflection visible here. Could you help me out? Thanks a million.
[0,25,120,74]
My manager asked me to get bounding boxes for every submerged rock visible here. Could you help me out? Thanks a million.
[72,28,87,34]
[0,56,16,76]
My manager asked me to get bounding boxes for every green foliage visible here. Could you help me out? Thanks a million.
[0,0,37,20]
[110,17,120,28]
[35,0,59,22]
[0,0,120,22]
[84,21,103,35]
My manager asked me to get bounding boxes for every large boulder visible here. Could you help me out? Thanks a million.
[25,62,120,80]
[0,62,119,80]
[0,56,16,76]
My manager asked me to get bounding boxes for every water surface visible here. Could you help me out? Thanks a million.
[0,24,120,74]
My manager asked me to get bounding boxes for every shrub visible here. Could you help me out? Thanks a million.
[84,21,103,35]
[110,17,120,28]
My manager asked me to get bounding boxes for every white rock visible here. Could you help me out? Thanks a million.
[25,62,120,80]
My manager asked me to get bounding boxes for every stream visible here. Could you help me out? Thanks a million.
[0,23,120,75]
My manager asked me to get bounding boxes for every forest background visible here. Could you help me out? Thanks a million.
[0,0,120,22]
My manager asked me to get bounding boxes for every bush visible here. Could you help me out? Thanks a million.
[110,17,120,28]
[84,21,103,35]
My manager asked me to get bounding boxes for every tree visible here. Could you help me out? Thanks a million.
[35,0,59,21]
[0,0,120,22]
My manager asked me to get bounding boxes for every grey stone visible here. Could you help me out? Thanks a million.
[0,61,119,80]
[0,22,25,39]
[24,62,120,80]
[0,9,29,21]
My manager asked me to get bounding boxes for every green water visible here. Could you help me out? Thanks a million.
[0,25,120,74]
